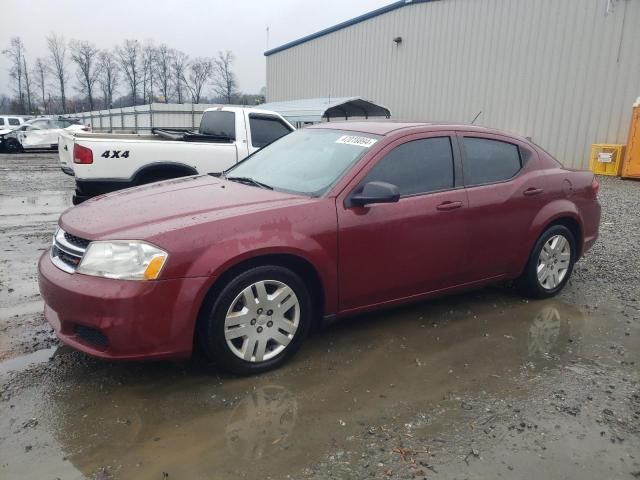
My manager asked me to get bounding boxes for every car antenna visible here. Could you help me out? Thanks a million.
[471,111,482,125]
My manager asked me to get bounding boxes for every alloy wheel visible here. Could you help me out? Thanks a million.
[224,280,300,363]
[536,234,571,290]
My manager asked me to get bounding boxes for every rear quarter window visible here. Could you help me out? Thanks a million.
[199,111,236,140]
[0,118,4,126]
[462,137,522,186]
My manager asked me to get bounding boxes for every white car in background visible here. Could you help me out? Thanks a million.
[0,117,89,153]
[13,117,89,151]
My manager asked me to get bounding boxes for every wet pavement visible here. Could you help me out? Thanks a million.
[0,153,639,479]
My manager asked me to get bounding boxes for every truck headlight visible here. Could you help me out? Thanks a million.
[77,241,168,280]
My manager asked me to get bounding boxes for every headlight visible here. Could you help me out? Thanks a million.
[77,241,168,280]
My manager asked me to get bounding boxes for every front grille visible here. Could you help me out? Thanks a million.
[52,245,82,268]
[64,232,90,249]
[50,228,89,273]
[74,325,108,348]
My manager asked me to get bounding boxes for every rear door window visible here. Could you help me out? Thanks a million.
[249,115,292,148]
[362,137,455,197]
[8,118,20,126]
[462,137,522,186]
[0,118,4,126]
[30,119,49,129]
[199,111,236,140]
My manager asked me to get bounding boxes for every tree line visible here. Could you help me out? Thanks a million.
[1,35,264,115]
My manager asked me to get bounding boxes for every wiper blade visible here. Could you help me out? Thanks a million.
[226,176,273,190]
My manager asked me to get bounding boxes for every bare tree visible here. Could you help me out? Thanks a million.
[142,42,157,104]
[155,44,173,103]
[98,50,118,109]
[212,50,238,104]
[47,33,69,113]
[171,50,189,104]
[22,56,34,113]
[183,57,213,104]
[116,39,141,105]
[33,58,48,113]
[2,37,27,113]
[70,40,101,110]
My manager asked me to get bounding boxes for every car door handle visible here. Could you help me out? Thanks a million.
[436,201,463,211]
[523,187,544,196]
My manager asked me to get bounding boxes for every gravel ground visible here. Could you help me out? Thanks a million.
[0,154,638,480]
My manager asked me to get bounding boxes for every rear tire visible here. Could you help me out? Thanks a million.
[519,225,576,299]
[198,265,312,375]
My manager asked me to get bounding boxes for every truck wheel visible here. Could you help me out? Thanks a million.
[518,225,576,299]
[198,265,312,375]
[137,169,192,185]
[5,139,23,154]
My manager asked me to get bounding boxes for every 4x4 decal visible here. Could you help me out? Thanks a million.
[101,150,130,159]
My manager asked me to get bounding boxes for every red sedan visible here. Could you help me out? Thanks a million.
[38,122,601,374]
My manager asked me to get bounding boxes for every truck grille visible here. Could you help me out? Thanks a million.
[50,228,89,273]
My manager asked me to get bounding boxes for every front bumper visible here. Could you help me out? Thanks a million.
[38,251,208,360]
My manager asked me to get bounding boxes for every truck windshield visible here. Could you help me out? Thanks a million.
[226,129,380,196]
[200,111,235,139]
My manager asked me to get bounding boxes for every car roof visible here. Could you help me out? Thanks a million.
[308,120,528,141]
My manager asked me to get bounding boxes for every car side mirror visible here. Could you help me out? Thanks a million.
[350,181,400,207]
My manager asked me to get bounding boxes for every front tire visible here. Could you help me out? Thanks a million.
[519,225,576,299]
[198,265,312,375]
[5,139,23,154]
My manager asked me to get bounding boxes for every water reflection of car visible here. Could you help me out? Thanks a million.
[527,304,566,356]
[0,117,88,153]
[38,122,601,374]
[43,300,583,479]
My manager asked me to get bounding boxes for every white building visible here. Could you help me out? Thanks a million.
[265,0,640,168]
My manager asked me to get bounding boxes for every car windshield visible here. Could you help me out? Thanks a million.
[226,129,380,196]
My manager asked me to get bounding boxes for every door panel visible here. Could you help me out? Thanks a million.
[20,127,48,148]
[459,133,546,280]
[338,190,469,310]
[336,132,469,312]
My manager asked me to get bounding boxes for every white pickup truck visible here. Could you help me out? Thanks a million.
[59,106,294,204]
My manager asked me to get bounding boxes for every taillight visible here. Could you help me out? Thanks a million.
[591,176,600,199]
[73,144,93,164]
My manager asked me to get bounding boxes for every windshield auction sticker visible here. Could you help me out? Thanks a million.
[336,135,378,148]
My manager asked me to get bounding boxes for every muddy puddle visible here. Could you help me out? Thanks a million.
[1,292,636,480]
[0,190,71,227]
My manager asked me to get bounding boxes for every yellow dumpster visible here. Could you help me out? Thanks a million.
[589,144,626,177]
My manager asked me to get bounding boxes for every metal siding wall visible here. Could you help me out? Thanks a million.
[266,0,640,168]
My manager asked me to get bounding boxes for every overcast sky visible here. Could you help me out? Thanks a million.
[0,0,390,98]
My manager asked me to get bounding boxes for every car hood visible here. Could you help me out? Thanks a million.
[59,175,311,240]
[0,127,18,136]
